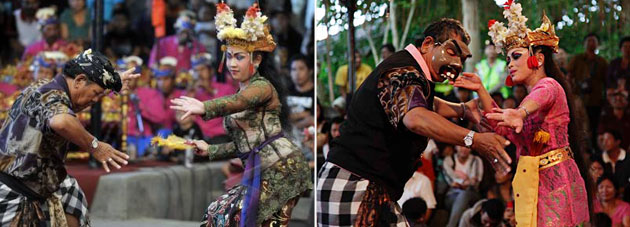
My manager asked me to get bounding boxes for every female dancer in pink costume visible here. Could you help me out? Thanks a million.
[454,1,590,226]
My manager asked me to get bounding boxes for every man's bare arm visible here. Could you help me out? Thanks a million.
[402,107,512,173]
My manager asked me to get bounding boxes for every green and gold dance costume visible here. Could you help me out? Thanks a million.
[200,73,312,226]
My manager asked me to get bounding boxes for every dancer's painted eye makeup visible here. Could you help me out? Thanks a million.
[506,52,523,64]
[511,52,522,60]
[226,52,247,61]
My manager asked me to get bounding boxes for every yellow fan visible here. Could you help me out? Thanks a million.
[151,135,194,150]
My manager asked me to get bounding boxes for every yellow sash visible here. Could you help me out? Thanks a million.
[513,147,572,227]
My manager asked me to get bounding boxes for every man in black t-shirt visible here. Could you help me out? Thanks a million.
[287,54,315,127]
[317,19,512,226]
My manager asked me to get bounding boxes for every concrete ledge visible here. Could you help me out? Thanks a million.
[89,161,313,225]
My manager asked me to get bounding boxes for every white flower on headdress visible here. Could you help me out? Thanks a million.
[215,13,236,32]
[503,3,528,39]
[214,3,237,37]
[489,21,508,52]
[241,13,267,42]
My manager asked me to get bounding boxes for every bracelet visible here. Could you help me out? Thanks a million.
[519,106,529,117]
[460,103,466,120]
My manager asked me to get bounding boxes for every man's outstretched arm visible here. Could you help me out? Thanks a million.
[50,114,129,172]
[402,107,512,174]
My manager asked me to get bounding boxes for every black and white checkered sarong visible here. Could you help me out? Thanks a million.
[317,161,408,227]
[0,175,90,226]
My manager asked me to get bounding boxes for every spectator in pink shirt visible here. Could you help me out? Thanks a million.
[594,175,630,227]
[121,56,167,157]
[22,7,68,60]
[154,57,188,132]
[190,53,236,142]
[148,13,206,72]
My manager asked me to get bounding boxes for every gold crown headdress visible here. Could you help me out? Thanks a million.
[488,0,559,53]
[215,2,276,73]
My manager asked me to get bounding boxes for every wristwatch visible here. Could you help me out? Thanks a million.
[464,130,475,148]
[91,137,99,150]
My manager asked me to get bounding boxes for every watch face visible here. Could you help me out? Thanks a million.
[465,136,473,146]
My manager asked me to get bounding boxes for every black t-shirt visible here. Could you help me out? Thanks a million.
[287,86,314,114]
[602,152,630,189]
[327,50,435,200]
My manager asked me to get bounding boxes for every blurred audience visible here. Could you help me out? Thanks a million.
[594,175,630,227]
[402,197,429,227]
[191,53,236,143]
[399,166,437,225]
[60,0,90,45]
[381,43,395,61]
[606,36,630,89]
[568,33,609,145]
[22,7,68,60]
[334,50,372,98]
[474,42,509,98]
[149,12,206,71]
[443,145,484,227]
[598,83,630,150]
[599,130,630,190]
[459,198,505,227]
[104,9,141,59]
[593,212,613,227]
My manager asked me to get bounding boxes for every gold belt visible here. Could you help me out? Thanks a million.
[537,147,573,170]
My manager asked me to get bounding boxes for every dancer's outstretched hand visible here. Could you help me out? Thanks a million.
[451,72,483,92]
[170,96,205,120]
[472,132,512,174]
[189,139,209,156]
[485,108,525,133]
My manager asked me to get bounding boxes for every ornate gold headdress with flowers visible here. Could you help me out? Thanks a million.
[488,0,559,53]
[214,2,276,73]
[215,2,276,53]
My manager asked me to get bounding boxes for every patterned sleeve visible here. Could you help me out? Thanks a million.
[202,77,273,120]
[207,142,237,160]
[39,90,74,131]
[521,78,560,111]
[377,66,431,128]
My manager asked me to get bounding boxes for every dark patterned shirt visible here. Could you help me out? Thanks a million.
[327,50,434,200]
[0,75,74,197]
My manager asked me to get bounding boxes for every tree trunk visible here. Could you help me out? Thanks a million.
[346,0,356,107]
[324,0,335,104]
[622,0,630,28]
[382,18,390,45]
[400,0,417,50]
[389,1,399,49]
[363,23,380,64]
[462,0,480,73]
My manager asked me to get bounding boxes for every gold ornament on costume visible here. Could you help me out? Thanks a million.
[488,0,559,53]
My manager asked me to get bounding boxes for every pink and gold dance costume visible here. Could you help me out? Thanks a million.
[486,1,589,226]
